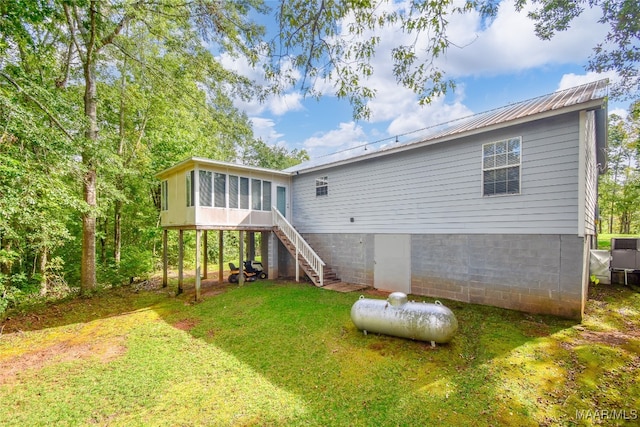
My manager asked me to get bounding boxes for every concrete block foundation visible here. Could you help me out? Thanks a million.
[283,233,587,320]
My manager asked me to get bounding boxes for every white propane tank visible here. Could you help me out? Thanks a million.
[350,292,458,344]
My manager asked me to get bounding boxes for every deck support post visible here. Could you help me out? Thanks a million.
[248,232,255,261]
[261,231,269,278]
[203,230,208,279]
[239,230,245,285]
[195,229,201,301]
[218,230,224,284]
[162,229,168,287]
[178,229,184,294]
[269,232,279,280]
[295,234,300,283]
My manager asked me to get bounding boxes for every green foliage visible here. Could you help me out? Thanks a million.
[241,138,310,169]
[599,102,640,234]
[0,0,268,303]
[119,248,154,281]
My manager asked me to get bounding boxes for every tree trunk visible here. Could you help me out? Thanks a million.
[114,58,126,266]
[0,238,11,277]
[81,56,98,295]
[81,168,97,293]
[100,216,108,265]
[39,246,48,296]
[608,160,619,234]
[114,199,122,264]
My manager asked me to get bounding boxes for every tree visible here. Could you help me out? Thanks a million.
[0,82,78,300]
[599,102,640,234]
[0,0,81,303]
[0,0,266,304]
[241,138,310,169]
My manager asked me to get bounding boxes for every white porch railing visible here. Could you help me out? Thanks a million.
[272,208,325,287]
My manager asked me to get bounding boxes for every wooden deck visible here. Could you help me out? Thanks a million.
[321,282,370,293]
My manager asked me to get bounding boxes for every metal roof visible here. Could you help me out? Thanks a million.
[286,79,608,173]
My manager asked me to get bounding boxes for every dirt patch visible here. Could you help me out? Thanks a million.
[174,278,236,300]
[0,338,127,385]
[362,289,391,298]
[173,318,200,331]
[367,342,386,351]
[574,329,640,346]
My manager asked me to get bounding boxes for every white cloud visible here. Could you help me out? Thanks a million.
[386,95,473,136]
[557,70,620,90]
[268,92,304,116]
[217,51,304,116]
[250,117,284,144]
[324,1,610,139]
[441,2,609,77]
[608,107,628,119]
[301,122,367,157]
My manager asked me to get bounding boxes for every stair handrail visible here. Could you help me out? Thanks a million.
[272,207,325,287]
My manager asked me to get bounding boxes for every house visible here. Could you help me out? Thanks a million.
[157,79,608,319]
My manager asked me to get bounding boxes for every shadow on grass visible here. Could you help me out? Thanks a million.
[156,280,581,425]
[3,277,639,426]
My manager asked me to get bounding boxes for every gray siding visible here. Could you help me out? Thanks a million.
[292,112,582,235]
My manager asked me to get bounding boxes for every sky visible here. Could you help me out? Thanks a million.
[218,1,629,162]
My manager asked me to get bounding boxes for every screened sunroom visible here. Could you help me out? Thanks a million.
[155,157,295,299]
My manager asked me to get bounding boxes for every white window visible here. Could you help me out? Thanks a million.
[251,178,261,210]
[316,176,328,197]
[186,170,194,207]
[229,175,239,208]
[263,181,271,211]
[240,177,249,209]
[199,170,212,207]
[161,180,168,211]
[214,173,226,208]
[482,137,521,196]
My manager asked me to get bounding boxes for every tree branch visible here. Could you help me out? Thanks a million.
[97,2,138,50]
[63,4,87,65]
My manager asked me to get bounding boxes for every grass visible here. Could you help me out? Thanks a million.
[597,233,640,250]
[1,279,639,426]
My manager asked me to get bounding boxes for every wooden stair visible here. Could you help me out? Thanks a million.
[273,227,341,287]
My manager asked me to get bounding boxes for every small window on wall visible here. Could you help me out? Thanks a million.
[316,176,328,197]
[482,137,521,196]
[161,180,168,211]
[199,170,212,207]
[214,173,226,208]
[263,181,272,211]
[186,170,194,207]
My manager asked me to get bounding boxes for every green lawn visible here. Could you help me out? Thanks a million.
[597,233,640,250]
[1,279,639,426]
